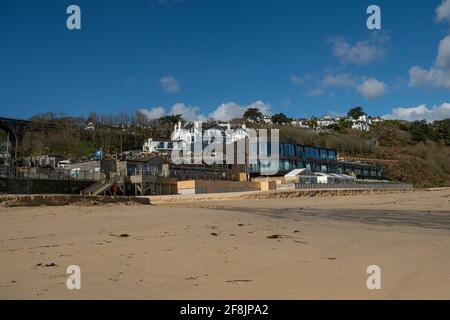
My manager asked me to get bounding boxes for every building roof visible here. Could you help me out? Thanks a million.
[284,168,314,177]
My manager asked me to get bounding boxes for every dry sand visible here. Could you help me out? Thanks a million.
[0,189,449,299]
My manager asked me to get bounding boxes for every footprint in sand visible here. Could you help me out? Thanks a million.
[109,272,124,282]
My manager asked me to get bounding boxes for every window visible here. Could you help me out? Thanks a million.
[305,147,319,159]
[296,160,305,168]
[283,144,289,156]
[249,159,258,173]
[296,145,304,157]
[328,150,337,160]
[259,142,268,155]
[260,160,272,169]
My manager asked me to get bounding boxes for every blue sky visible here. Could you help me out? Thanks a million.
[1,0,450,121]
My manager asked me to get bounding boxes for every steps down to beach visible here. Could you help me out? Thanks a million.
[80,178,113,196]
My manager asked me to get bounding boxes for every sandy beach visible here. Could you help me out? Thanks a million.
[0,189,449,299]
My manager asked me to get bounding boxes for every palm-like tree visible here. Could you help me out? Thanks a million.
[243,108,263,122]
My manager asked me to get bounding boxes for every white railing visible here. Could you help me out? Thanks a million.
[289,182,413,190]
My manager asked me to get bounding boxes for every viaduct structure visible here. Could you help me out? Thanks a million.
[0,117,58,158]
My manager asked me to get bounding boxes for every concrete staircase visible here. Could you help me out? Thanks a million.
[80,178,114,196]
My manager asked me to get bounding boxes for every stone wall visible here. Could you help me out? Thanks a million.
[0,194,150,207]
[177,180,261,195]
[0,178,95,194]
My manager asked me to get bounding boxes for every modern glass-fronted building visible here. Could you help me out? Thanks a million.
[248,141,383,179]
[337,161,383,179]
[277,142,338,174]
[248,141,337,175]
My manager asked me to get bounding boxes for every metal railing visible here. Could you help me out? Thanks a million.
[128,167,163,177]
[128,166,230,181]
[0,165,104,181]
[290,182,413,190]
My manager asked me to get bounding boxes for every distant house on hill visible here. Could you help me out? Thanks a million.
[291,118,309,128]
[317,115,337,128]
[84,122,95,131]
[143,121,250,155]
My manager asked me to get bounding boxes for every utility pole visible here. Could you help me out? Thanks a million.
[6,132,10,165]
[120,131,123,155]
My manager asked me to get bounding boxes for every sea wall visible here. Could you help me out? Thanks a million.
[177,180,261,195]
[0,194,150,207]
[0,177,95,194]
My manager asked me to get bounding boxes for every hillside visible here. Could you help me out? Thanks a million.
[7,114,450,188]
[280,120,450,187]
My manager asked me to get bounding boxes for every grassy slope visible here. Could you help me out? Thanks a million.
[280,123,450,188]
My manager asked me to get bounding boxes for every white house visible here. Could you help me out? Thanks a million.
[170,121,249,144]
[84,122,95,131]
[262,115,273,125]
[142,139,186,154]
[291,118,310,128]
[317,115,337,128]
[368,116,383,124]
[351,121,370,131]
[143,121,250,155]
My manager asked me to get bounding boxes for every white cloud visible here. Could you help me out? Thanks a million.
[436,36,450,69]
[357,78,387,99]
[138,103,206,121]
[306,88,325,97]
[170,103,206,121]
[328,34,388,65]
[208,100,272,121]
[208,102,245,121]
[409,0,450,89]
[139,100,272,122]
[436,0,450,22]
[160,76,180,93]
[138,106,166,119]
[291,73,387,99]
[247,100,272,116]
[409,66,450,88]
[408,37,450,89]
[383,103,450,122]
[322,73,356,88]
[290,75,304,86]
